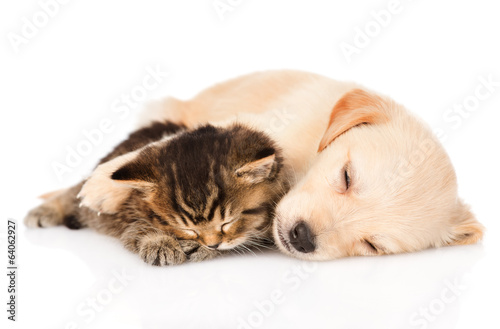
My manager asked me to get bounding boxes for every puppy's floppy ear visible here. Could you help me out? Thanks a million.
[318,89,390,152]
[79,149,156,214]
[235,154,277,184]
[446,201,484,246]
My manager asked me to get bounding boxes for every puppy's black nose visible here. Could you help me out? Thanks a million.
[289,221,316,253]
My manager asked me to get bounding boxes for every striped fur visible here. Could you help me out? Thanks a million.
[25,120,287,266]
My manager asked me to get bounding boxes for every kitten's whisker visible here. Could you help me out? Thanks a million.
[246,240,274,250]
[245,241,274,251]
[239,244,256,256]
[231,247,243,256]
[237,245,249,256]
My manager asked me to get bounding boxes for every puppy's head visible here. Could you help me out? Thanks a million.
[274,89,484,260]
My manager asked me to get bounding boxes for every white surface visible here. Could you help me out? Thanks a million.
[1,1,499,328]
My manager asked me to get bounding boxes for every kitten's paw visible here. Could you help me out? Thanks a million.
[138,234,187,266]
[24,205,63,228]
[63,215,83,230]
[179,240,220,263]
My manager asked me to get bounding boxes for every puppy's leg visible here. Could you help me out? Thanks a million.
[24,182,83,229]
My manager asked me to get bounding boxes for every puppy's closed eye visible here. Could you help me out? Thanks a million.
[334,163,352,194]
[344,168,351,190]
[363,239,379,254]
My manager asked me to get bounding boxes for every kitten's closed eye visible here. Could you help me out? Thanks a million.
[180,229,198,239]
[221,222,231,233]
[241,206,268,215]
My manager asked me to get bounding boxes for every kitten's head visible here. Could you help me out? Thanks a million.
[89,123,286,250]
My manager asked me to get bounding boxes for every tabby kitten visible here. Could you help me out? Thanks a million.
[24,121,287,265]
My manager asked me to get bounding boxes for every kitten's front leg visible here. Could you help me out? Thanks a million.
[24,183,83,229]
[121,225,187,266]
[178,240,224,263]
[139,234,187,266]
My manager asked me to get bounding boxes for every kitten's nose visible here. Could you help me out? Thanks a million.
[289,221,316,253]
[207,243,220,250]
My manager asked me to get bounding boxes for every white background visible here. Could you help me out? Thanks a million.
[1,1,499,328]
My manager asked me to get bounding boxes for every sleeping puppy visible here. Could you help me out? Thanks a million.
[273,88,484,260]
[121,70,487,260]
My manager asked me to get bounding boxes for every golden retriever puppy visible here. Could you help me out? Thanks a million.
[131,70,486,260]
[273,88,484,260]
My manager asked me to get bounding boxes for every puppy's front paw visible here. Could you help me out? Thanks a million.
[24,204,63,228]
[78,152,143,214]
[138,234,187,266]
[179,240,220,263]
[78,174,126,215]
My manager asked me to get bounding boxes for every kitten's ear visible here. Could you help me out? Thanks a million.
[318,89,389,152]
[79,150,156,214]
[235,154,277,184]
[446,201,484,246]
[111,156,155,185]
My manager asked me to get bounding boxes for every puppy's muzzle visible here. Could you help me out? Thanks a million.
[289,221,316,253]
